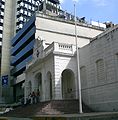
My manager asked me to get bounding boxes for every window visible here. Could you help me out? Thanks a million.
[28,12,31,16]
[19,16,23,21]
[80,66,87,87]
[20,9,23,14]
[19,24,23,28]
[29,5,31,9]
[20,2,24,7]
[1,11,4,16]
[96,59,105,82]
[0,19,3,23]
[0,33,3,38]
[32,0,35,4]
[24,11,27,15]
[32,6,35,11]
[1,4,4,9]
[0,26,3,30]
[25,3,28,8]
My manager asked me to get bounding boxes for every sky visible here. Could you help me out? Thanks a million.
[59,0,118,24]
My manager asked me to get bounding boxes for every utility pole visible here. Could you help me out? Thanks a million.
[73,1,83,114]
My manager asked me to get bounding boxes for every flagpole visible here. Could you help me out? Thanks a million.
[74,1,83,114]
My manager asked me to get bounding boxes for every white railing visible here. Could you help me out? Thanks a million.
[58,43,72,50]
[54,42,76,54]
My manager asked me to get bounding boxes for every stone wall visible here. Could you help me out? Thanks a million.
[80,25,118,111]
[35,14,104,48]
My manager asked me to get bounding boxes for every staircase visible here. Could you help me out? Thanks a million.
[1,99,92,117]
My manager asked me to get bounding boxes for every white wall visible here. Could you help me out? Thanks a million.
[80,25,118,111]
[35,15,104,48]
[25,41,79,101]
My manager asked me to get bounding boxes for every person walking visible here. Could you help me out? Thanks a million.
[31,91,36,104]
[36,89,40,103]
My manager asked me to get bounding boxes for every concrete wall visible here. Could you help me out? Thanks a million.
[35,14,104,48]
[25,41,78,101]
[25,52,54,101]
[80,25,118,111]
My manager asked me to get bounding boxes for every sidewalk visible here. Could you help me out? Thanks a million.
[33,111,118,118]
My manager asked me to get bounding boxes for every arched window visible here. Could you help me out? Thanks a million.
[96,59,105,82]
[80,66,87,88]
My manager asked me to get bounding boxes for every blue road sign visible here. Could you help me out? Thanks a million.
[2,75,8,86]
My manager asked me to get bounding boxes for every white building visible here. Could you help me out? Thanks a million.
[25,40,78,101]
[80,25,118,112]
[25,16,118,112]
[35,13,104,48]
[24,13,104,103]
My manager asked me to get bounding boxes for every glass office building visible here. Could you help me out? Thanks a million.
[11,15,36,101]
[11,0,60,102]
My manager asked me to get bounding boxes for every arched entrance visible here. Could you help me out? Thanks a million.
[61,69,76,99]
[46,72,52,100]
[28,81,32,95]
[35,72,42,100]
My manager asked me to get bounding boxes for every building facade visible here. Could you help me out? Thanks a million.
[79,25,118,111]
[11,15,36,101]
[25,39,77,101]
[25,24,118,112]
[10,13,104,102]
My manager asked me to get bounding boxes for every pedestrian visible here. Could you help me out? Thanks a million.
[27,93,32,104]
[36,89,40,103]
[20,97,24,106]
[31,91,36,104]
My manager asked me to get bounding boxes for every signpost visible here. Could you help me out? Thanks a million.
[2,75,8,86]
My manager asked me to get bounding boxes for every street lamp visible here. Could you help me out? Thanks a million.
[73,0,83,113]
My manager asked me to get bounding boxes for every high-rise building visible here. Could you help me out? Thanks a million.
[16,0,60,32]
[11,15,36,101]
[0,0,5,65]
[16,0,40,32]
[11,12,105,102]
[0,0,5,45]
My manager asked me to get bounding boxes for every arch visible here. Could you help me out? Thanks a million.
[27,81,32,97]
[46,71,53,100]
[34,72,42,99]
[61,69,76,99]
